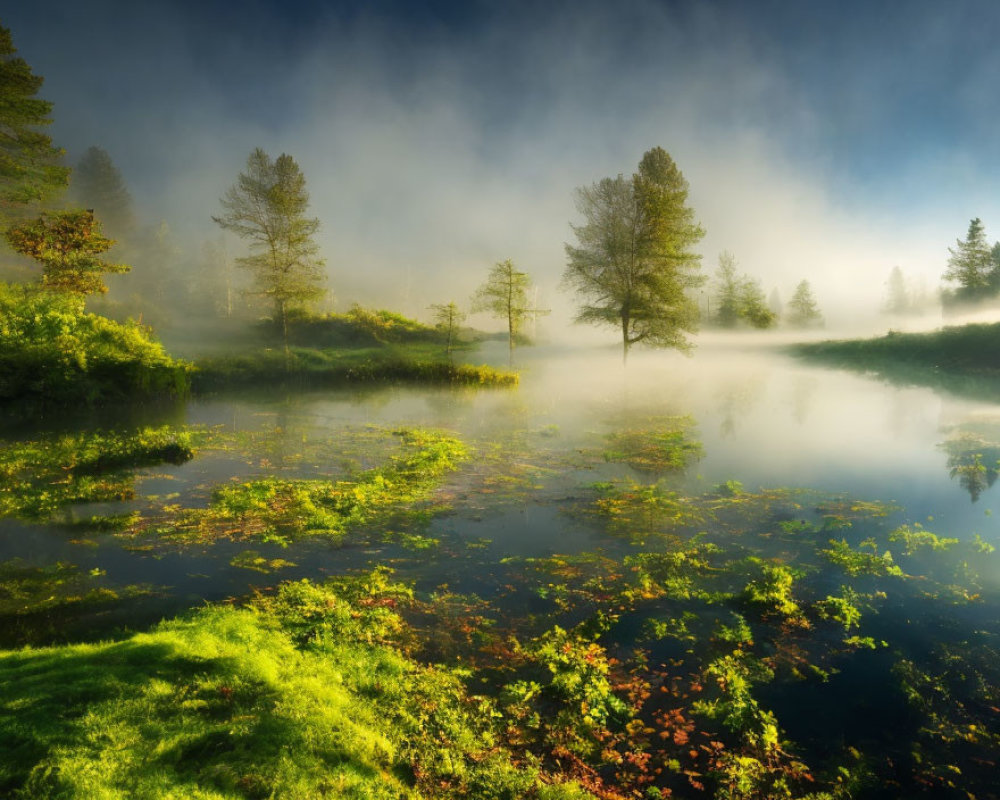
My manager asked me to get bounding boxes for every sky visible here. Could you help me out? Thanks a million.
[5,0,1000,330]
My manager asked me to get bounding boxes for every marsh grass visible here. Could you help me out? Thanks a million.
[0,571,595,800]
[193,346,518,392]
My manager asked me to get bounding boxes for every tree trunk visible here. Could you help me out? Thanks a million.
[279,299,290,371]
[621,314,630,366]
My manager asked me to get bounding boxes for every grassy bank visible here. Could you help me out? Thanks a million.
[192,346,518,392]
[0,570,594,800]
[0,283,191,407]
[789,322,1000,396]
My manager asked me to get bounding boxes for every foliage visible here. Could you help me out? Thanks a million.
[472,259,547,364]
[712,252,776,330]
[886,524,958,555]
[785,280,823,329]
[820,538,903,577]
[602,416,704,474]
[0,425,194,520]
[563,146,704,361]
[0,571,596,799]
[0,24,69,214]
[942,217,996,303]
[791,322,1000,398]
[273,306,441,348]
[430,301,466,361]
[0,281,191,405]
[5,209,129,295]
[213,148,326,345]
[741,559,801,618]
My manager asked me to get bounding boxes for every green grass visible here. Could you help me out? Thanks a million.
[192,346,518,392]
[790,322,1000,397]
[0,571,595,800]
[0,282,191,406]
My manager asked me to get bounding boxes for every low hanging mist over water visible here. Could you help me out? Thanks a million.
[6,2,1000,798]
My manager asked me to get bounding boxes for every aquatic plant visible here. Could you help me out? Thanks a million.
[602,416,704,474]
[203,429,467,543]
[886,524,959,555]
[0,426,195,520]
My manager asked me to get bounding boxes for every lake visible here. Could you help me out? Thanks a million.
[2,337,998,798]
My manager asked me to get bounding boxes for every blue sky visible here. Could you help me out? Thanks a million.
[5,0,1000,319]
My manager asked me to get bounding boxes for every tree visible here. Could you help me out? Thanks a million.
[429,302,465,362]
[69,146,135,238]
[883,266,909,315]
[786,280,823,328]
[767,287,782,318]
[713,251,741,328]
[4,209,128,294]
[472,259,547,365]
[213,148,325,349]
[0,24,69,217]
[563,146,704,362]
[738,276,776,329]
[943,218,993,301]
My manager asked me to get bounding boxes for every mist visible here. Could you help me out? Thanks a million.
[7,0,1000,336]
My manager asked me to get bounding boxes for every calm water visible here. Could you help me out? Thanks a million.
[3,339,999,631]
[4,337,1000,795]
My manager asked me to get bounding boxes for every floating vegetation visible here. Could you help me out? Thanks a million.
[228,550,297,573]
[887,523,959,555]
[199,429,466,544]
[0,426,194,520]
[602,415,704,474]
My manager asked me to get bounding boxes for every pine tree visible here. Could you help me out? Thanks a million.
[713,251,741,328]
[786,280,823,328]
[884,266,909,315]
[213,148,325,350]
[943,218,993,301]
[0,24,69,217]
[69,146,135,238]
[738,276,776,329]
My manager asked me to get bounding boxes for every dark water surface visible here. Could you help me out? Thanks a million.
[3,339,999,796]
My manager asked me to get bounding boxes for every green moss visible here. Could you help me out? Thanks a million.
[0,572,595,799]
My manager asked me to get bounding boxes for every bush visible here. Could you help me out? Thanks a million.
[0,282,191,405]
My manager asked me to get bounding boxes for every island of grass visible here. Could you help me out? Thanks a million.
[0,288,517,410]
[190,306,518,391]
[789,322,1000,397]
